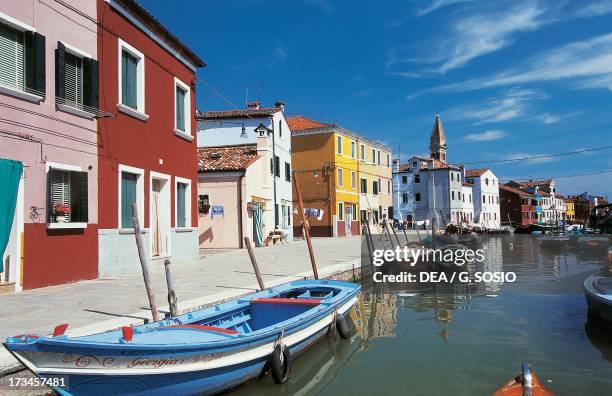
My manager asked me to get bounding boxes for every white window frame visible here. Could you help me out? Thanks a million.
[173,76,192,140]
[351,170,356,189]
[338,201,344,221]
[350,140,356,158]
[45,161,87,229]
[336,135,342,154]
[118,164,145,230]
[174,176,192,230]
[337,167,343,186]
[117,38,148,120]
[360,144,365,161]
[0,13,42,103]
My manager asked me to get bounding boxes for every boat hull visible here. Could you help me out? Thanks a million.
[583,276,612,324]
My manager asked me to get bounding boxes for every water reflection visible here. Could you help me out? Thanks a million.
[234,236,612,395]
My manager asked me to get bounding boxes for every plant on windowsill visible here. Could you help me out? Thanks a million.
[53,203,71,223]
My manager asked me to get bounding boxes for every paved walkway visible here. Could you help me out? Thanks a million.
[0,236,361,374]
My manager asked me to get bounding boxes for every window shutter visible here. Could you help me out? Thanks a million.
[177,183,186,227]
[25,31,45,95]
[121,173,137,228]
[0,23,25,90]
[55,41,65,99]
[70,171,88,222]
[83,58,99,109]
[48,168,71,223]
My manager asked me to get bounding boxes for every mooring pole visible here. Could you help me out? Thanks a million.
[390,221,402,246]
[365,218,375,251]
[164,259,178,317]
[362,224,375,269]
[402,225,410,245]
[431,217,437,250]
[293,171,319,279]
[244,237,266,291]
[131,204,161,322]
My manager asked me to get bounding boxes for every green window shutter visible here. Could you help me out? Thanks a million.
[55,41,65,100]
[25,31,45,95]
[83,58,99,110]
[70,171,88,223]
[121,172,137,228]
[0,23,25,90]
[177,183,187,227]
[121,50,137,109]
[175,86,185,131]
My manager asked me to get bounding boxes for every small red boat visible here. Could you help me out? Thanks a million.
[493,363,554,396]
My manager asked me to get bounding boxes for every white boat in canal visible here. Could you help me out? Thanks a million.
[583,275,612,323]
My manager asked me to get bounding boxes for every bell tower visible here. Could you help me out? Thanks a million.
[429,114,448,163]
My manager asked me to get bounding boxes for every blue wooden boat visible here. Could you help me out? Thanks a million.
[3,280,360,396]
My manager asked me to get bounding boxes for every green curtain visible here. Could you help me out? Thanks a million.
[121,51,137,109]
[0,159,23,273]
[121,172,137,228]
[175,87,185,131]
[254,206,263,247]
[177,183,186,227]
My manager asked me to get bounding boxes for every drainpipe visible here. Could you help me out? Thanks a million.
[270,116,278,229]
[238,173,244,248]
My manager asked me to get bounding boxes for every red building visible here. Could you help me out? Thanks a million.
[499,185,537,226]
[96,0,205,276]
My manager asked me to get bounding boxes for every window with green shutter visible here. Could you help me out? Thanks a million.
[47,168,88,224]
[64,52,83,108]
[121,50,138,109]
[177,182,187,228]
[0,23,25,91]
[121,172,138,228]
[175,86,186,131]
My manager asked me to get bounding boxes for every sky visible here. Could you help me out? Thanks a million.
[141,0,612,197]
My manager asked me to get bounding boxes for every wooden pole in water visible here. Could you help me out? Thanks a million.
[365,218,375,251]
[244,237,266,291]
[164,259,178,317]
[131,204,161,323]
[390,221,402,246]
[293,171,319,280]
[362,225,375,270]
[402,226,410,245]
[431,217,437,250]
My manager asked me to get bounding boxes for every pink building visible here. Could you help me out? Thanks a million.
[0,1,100,292]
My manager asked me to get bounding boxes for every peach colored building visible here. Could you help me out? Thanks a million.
[197,140,273,249]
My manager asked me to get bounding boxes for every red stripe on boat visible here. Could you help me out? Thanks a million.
[161,325,239,335]
[251,298,322,305]
[53,323,69,337]
[122,326,134,342]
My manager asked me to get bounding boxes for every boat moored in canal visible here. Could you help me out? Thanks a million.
[583,275,612,323]
[3,279,360,396]
[493,363,554,396]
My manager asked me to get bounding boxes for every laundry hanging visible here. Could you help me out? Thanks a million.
[0,158,23,273]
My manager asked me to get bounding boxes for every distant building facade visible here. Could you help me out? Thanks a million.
[465,168,501,229]
[499,185,537,226]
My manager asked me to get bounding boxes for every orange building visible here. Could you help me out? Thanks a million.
[289,116,361,237]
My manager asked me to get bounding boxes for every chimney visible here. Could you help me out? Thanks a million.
[274,101,285,111]
[247,101,261,110]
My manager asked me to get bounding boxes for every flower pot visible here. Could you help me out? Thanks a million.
[56,215,67,223]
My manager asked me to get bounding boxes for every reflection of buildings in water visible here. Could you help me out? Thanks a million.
[353,293,398,341]
[481,236,504,293]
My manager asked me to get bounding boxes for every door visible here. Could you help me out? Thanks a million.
[345,205,352,236]
[152,179,161,256]
[253,204,263,246]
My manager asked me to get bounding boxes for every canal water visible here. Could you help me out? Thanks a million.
[233,235,612,396]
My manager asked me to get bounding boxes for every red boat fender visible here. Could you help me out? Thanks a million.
[251,298,321,306]
[159,324,238,335]
[53,323,69,337]
[122,326,134,342]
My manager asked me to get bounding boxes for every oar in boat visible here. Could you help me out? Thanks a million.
[493,363,554,396]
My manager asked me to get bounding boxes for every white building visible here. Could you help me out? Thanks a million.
[465,168,501,229]
[197,101,293,241]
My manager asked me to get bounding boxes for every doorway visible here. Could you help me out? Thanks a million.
[1,170,23,293]
[345,205,352,236]
[150,173,170,258]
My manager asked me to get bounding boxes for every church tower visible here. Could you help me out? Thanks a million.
[429,114,448,163]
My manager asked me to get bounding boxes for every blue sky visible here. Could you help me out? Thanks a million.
[142,0,612,197]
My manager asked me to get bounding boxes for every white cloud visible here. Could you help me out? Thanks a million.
[540,113,561,124]
[415,0,474,17]
[572,0,612,18]
[464,130,507,142]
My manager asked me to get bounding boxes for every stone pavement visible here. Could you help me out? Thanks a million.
[0,236,361,374]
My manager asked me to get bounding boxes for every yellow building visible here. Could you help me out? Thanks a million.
[565,198,575,221]
[289,116,390,237]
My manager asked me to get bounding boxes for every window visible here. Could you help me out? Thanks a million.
[118,39,146,118]
[485,178,489,185]
[274,155,280,177]
[415,174,420,183]
[54,42,99,115]
[412,161,417,168]
[360,144,365,160]
[338,202,344,221]
[285,162,291,182]
[47,166,88,225]
[174,77,191,135]
[377,150,381,165]
[451,191,455,200]
[402,175,408,184]
[388,180,391,193]
[371,148,376,163]
[373,180,379,195]
[270,158,273,175]
[351,171,356,189]
[350,141,356,158]
[198,194,210,214]
[175,177,192,228]
[278,120,282,138]
[0,20,45,100]
[360,178,367,194]
[120,172,138,228]
[469,194,472,203]
[415,193,421,202]
[337,135,342,154]
[386,154,390,167]
[337,168,343,186]
[496,196,499,204]
[483,195,486,204]
[402,193,408,204]
[451,173,454,181]
[352,204,357,221]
